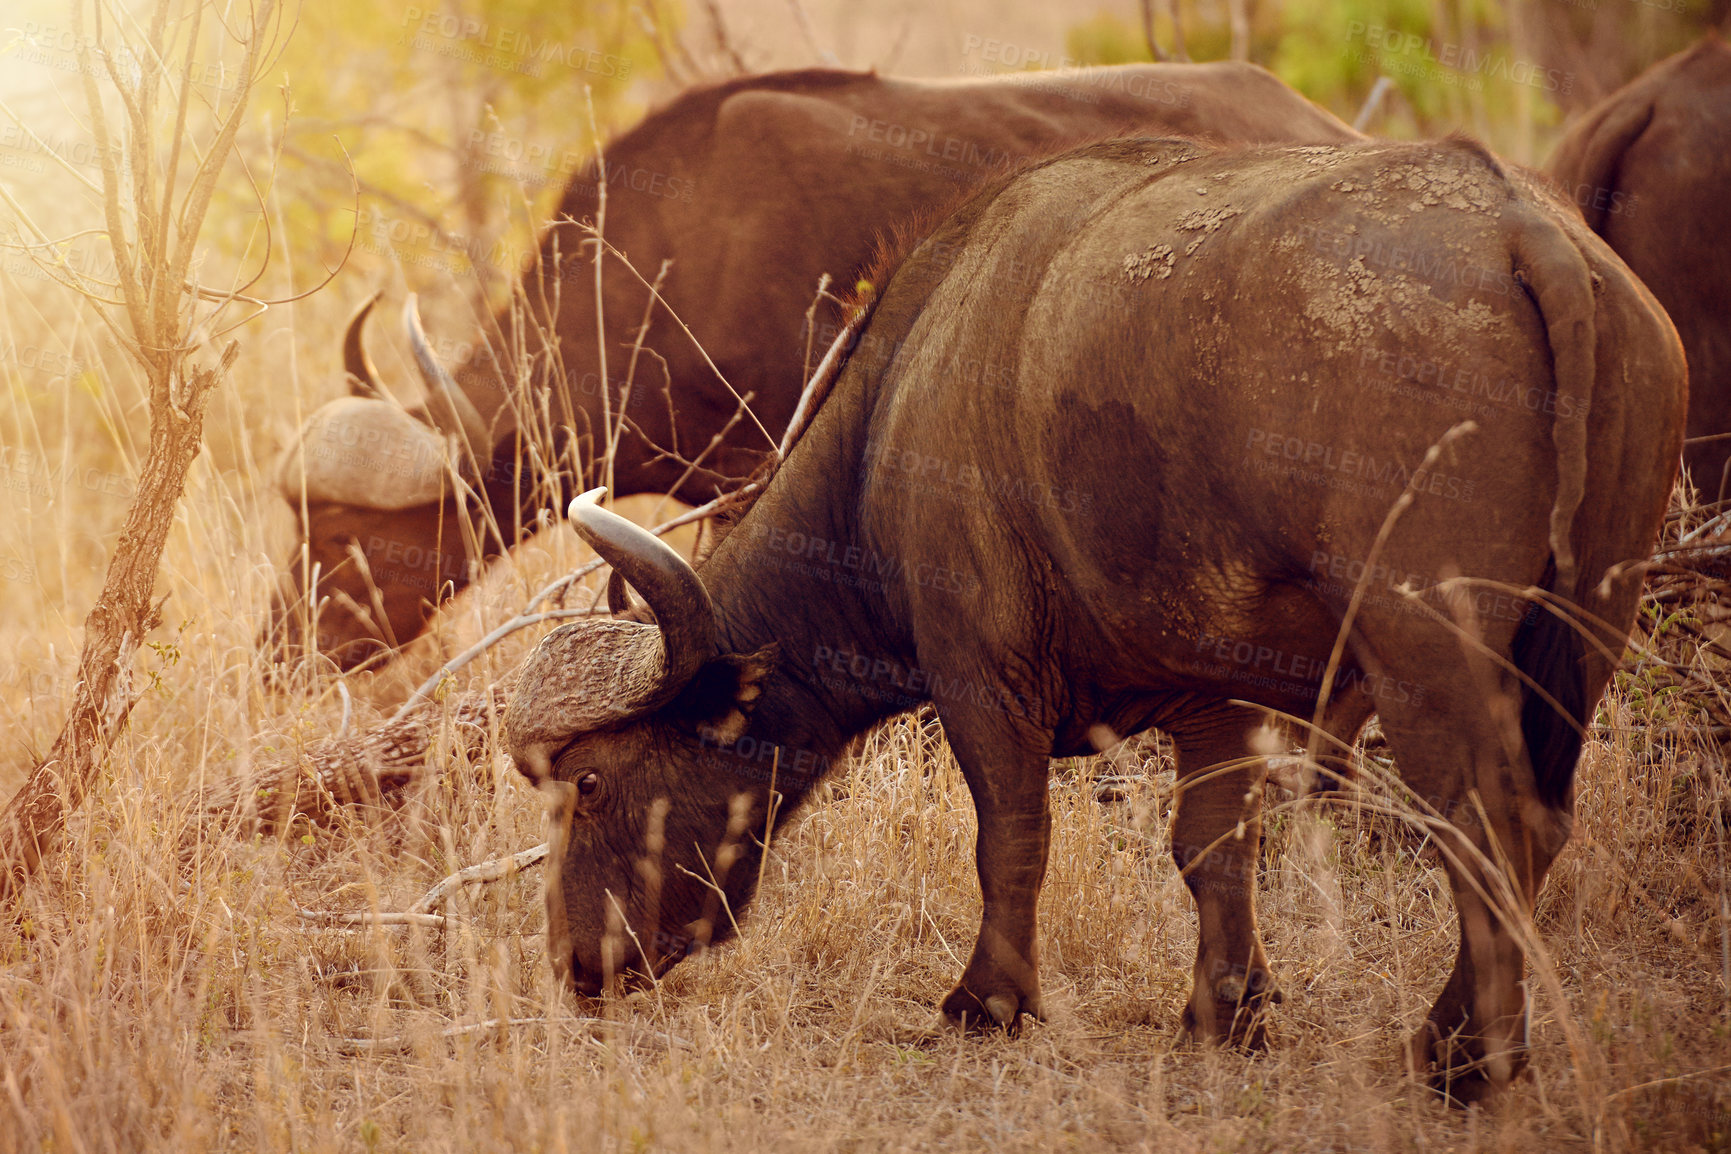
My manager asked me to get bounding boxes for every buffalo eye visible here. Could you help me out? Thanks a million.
[576,772,600,797]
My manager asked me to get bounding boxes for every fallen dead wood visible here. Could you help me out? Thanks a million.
[298,909,449,930]
[185,687,507,840]
[295,842,550,932]
[332,1015,690,1056]
[408,842,549,914]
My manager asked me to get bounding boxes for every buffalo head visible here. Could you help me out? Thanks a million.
[504,489,777,995]
[266,294,493,673]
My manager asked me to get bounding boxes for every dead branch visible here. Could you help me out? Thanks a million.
[390,485,761,720]
[408,841,549,914]
[335,1017,558,1054]
[334,1015,686,1055]
[1227,0,1251,61]
[298,909,449,929]
[186,686,505,841]
[698,0,749,75]
[1139,0,1170,62]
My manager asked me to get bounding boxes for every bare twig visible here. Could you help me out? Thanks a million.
[336,1016,598,1055]
[391,484,760,720]
[571,229,776,450]
[1354,77,1397,133]
[408,842,550,914]
[698,0,749,74]
[1139,0,1170,62]
[298,909,448,929]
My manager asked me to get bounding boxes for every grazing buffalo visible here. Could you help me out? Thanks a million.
[1548,37,1731,497]
[270,63,1361,672]
[502,136,1684,1104]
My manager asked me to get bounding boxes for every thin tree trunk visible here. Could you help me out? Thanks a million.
[1165,0,1190,63]
[0,360,222,899]
[1228,0,1251,61]
[1140,0,1171,62]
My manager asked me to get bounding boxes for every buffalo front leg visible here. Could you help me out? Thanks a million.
[1171,712,1281,1049]
[935,706,1053,1031]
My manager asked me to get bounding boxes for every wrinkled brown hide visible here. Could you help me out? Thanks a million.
[1548,37,1730,497]
[271,64,1361,669]
[503,138,1685,1104]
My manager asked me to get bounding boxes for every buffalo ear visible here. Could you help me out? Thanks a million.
[670,645,778,744]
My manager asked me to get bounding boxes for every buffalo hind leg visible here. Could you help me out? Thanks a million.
[1409,869,1535,1105]
[1170,710,1282,1050]
[1374,673,1573,1104]
[935,704,1052,1032]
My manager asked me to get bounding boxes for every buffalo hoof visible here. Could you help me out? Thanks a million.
[940,984,1044,1033]
[1182,969,1282,1051]
[1408,1022,1527,1107]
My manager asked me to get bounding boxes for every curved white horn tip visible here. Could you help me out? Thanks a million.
[568,487,608,522]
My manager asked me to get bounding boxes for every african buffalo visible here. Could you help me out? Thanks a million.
[1548,37,1731,497]
[270,63,1361,672]
[502,136,1684,1104]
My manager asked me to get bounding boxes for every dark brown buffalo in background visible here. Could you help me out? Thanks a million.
[503,137,1684,1104]
[270,63,1362,672]
[1548,37,1731,498]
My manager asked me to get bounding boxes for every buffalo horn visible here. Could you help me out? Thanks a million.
[342,292,386,399]
[568,488,716,685]
[605,567,635,615]
[402,294,492,458]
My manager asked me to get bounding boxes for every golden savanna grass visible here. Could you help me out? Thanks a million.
[2,40,1730,1154]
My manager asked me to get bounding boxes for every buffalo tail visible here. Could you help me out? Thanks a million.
[1508,214,1598,810]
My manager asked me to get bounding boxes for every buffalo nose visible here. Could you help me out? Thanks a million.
[564,955,605,998]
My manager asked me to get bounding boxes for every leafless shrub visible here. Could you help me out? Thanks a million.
[0,0,294,900]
